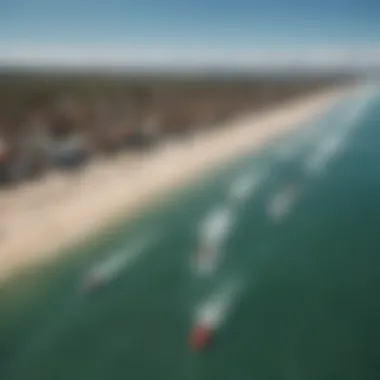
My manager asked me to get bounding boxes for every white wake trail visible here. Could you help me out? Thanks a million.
[194,276,244,330]
[82,230,162,290]
[306,91,374,175]
[229,169,267,202]
[267,184,301,223]
[194,207,235,276]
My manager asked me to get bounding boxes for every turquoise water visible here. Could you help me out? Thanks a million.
[1,89,380,380]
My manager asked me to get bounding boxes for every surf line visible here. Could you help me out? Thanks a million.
[81,230,162,294]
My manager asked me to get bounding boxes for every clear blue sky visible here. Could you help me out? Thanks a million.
[1,0,379,49]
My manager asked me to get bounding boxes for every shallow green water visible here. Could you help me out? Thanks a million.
[1,89,380,380]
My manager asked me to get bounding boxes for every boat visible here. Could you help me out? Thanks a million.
[189,323,212,350]
[188,278,241,351]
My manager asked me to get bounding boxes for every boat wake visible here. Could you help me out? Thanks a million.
[267,183,301,223]
[228,169,267,203]
[306,132,344,174]
[194,207,235,276]
[306,91,374,175]
[81,231,161,294]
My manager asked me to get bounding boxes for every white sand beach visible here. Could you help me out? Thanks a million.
[0,86,355,281]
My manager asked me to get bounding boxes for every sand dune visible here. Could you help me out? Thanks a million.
[0,86,355,282]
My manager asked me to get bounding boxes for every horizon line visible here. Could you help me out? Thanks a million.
[0,44,379,72]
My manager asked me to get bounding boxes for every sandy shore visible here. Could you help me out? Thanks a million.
[0,86,355,282]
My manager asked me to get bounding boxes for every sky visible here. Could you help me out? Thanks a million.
[0,0,379,70]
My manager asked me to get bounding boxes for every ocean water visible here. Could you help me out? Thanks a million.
[1,89,380,380]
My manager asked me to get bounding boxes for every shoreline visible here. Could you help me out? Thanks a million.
[0,86,356,282]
